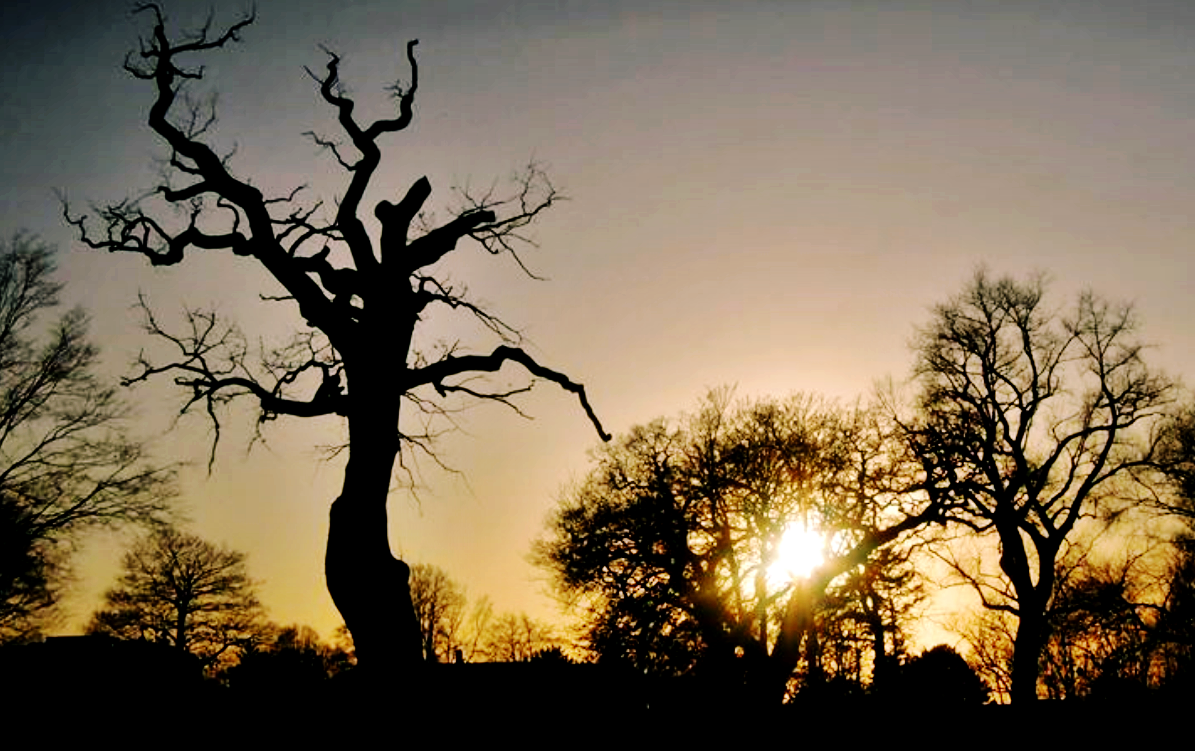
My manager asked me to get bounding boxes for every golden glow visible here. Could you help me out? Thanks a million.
[769,522,825,583]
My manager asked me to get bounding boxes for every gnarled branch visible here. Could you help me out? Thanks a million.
[405,345,610,442]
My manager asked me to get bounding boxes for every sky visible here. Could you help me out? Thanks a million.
[3,0,1194,645]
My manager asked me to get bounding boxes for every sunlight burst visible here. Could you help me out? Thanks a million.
[769,522,825,583]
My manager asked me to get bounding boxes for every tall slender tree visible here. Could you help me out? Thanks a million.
[899,271,1173,702]
[409,563,466,663]
[63,5,606,677]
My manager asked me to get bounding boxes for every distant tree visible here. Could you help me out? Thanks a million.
[332,623,358,665]
[951,608,1016,704]
[898,271,1174,702]
[1152,537,1195,694]
[0,232,174,643]
[482,612,559,663]
[459,595,494,662]
[1038,549,1157,700]
[1149,419,1195,690]
[1160,407,1195,521]
[892,644,989,705]
[409,563,467,662]
[0,496,59,643]
[536,390,942,701]
[525,645,575,664]
[63,3,605,680]
[88,526,268,673]
[815,542,924,689]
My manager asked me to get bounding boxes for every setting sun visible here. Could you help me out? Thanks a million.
[769,522,825,583]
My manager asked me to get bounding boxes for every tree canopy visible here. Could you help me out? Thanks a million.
[536,390,934,701]
[88,525,268,673]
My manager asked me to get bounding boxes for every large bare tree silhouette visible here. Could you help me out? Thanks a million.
[64,5,607,677]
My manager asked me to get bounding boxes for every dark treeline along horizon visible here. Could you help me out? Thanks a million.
[5,517,578,696]
[1,4,1194,713]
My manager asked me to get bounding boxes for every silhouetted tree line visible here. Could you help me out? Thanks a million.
[537,271,1195,706]
[10,526,569,693]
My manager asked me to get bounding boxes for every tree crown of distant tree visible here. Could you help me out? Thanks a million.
[537,389,935,700]
[407,562,558,664]
[898,270,1175,702]
[88,525,268,673]
[222,623,355,691]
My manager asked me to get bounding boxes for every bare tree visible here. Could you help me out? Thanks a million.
[87,525,268,673]
[62,6,606,675]
[459,594,494,662]
[0,232,174,643]
[898,271,1174,702]
[482,611,559,662]
[1039,551,1156,700]
[409,563,466,662]
[951,607,1015,704]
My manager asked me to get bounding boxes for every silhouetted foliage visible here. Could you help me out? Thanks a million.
[0,634,205,723]
[1152,537,1195,694]
[1137,419,1195,694]
[951,607,1016,703]
[1160,407,1195,520]
[0,232,174,643]
[1038,550,1156,700]
[526,645,575,664]
[1149,408,1195,693]
[223,624,353,692]
[63,5,606,675]
[88,525,268,673]
[0,496,57,643]
[537,390,939,702]
[897,271,1174,702]
[891,644,989,705]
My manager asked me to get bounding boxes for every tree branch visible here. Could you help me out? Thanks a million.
[405,345,610,442]
[125,297,348,470]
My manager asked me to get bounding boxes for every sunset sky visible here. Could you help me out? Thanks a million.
[3,0,1194,645]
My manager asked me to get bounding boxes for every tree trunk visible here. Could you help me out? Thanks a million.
[870,614,890,689]
[325,361,423,679]
[765,578,817,702]
[1010,609,1046,703]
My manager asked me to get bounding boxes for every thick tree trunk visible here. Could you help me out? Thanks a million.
[1010,609,1046,703]
[327,492,421,673]
[325,362,423,679]
[997,517,1056,704]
